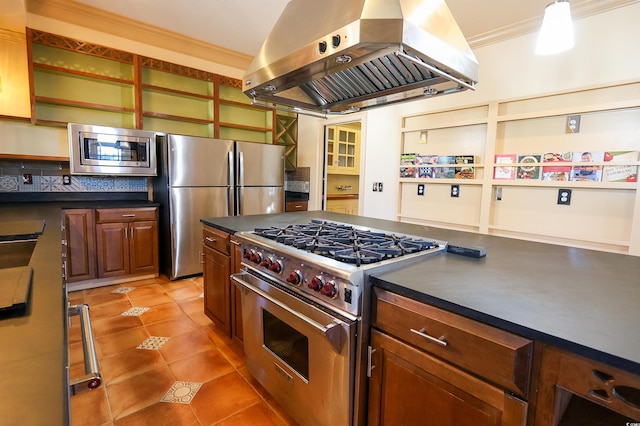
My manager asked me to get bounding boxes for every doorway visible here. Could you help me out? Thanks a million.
[323,121,361,215]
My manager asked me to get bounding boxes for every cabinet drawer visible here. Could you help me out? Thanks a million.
[95,207,157,223]
[373,288,533,397]
[285,201,308,212]
[203,226,230,255]
[541,345,640,421]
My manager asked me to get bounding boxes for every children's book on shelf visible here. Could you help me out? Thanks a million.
[542,152,572,181]
[493,154,516,180]
[570,151,604,182]
[516,154,541,180]
[602,151,639,182]
[417,155,437,178]
[435,155,456,179]
[400,153,418,178]
[455,155,476,179]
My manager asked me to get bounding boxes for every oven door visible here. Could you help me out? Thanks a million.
[232,270,357,426]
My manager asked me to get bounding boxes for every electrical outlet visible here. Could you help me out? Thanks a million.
[372,182,378,192]
[22,173,33,185]
[557,189,572,205]
[450,184,459,198]
[496,187,503,201]
[63,175,72,185]
[417,184,425,196]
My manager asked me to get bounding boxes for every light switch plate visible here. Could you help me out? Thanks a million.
[451,185,459,198]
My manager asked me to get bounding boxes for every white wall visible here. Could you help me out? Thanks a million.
[347,2,640,220]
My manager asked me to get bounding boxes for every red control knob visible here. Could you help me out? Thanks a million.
[308,276,325,292]
[243,249,253,260]
[268,260,283,274]
[320,281,339,298]
[250,251,263,264]
[260,257,272,268]
[286,270,303,285]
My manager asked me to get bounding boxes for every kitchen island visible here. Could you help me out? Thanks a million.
[202,211,640,374]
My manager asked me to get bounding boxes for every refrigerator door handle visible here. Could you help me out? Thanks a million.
[228,151,235,216]
[237,150,244,215]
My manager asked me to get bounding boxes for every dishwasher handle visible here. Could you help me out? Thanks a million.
[68,304,102,394]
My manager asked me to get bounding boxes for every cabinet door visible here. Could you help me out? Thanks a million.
[230,238,244,343]
[368,329,527,426]
[62,209,96,282]
[129,220,159,275]
[203,244,231,335]
[326,125,360,175]
[96,222,128,278]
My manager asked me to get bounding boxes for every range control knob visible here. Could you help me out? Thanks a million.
[320,281,339,299]
[286,270,303,286]
[243,249,253,260]
[268,260,283,274]
[250,251,263,264]
[259,257,272,268]
[308,276,325,292]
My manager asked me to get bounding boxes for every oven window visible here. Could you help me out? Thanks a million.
[263,310,309,380]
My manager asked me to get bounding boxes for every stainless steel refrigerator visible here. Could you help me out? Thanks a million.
[152,134,285,280]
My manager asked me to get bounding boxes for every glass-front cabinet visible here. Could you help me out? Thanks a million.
[326,124,360,175]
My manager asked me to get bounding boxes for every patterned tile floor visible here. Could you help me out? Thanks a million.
[68,275,299,426]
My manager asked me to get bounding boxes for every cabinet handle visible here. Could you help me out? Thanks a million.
[205,237,216,242]
[230,240,241,246]
[410,328,448,347]
[367,346,376,377]
[121,214,136,218]
[62,260,67,280]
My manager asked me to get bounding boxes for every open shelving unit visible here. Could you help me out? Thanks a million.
[26,28,297,169]
[399,81,640,255]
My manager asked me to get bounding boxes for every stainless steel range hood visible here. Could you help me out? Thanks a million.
[243,0,479,114]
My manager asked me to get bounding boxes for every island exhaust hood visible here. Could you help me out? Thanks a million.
[243,0,479,114]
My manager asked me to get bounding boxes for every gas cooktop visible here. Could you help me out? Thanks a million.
[253,219,444,266]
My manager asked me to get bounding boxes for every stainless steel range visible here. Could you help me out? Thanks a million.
[231,219,447,426]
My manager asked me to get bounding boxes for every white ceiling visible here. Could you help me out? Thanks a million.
[67,0,608,56]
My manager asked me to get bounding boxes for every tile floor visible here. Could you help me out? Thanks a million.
[68,275,299,426]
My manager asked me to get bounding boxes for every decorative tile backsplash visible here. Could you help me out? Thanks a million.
[0,160,147,193]
[285,166,310,193]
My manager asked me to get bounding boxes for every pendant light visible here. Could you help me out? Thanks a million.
[535,0,574,55]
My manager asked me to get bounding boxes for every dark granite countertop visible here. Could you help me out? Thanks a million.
[201,211,640,376]
[0,199,158,426]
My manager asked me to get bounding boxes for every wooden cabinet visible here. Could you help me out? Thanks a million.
[95,208,158,278]
[61,209,96,283]
[326,197,358,215]
[368,288,531,425]
[326,124,360,175]
[285,200,308,212]
[534,344,640,425]
[202,225,244,342]
[230,236,244,343]
[62,206,158,288]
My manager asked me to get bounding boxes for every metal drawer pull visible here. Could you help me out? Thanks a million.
[68,304,102,395]
[121,214,136,217]
[205,236,216,242]
[410,327,448,347]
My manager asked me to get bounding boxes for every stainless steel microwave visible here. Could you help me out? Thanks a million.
[68,123,158,176]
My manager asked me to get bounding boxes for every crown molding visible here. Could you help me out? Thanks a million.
[468,0,640,48]
[24,0,253,71]
[0,28,26,43]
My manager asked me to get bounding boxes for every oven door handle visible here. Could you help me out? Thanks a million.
[232,273,344,353]
[68,304,102,395]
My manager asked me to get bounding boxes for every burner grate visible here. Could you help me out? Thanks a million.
[255,220,441,266]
